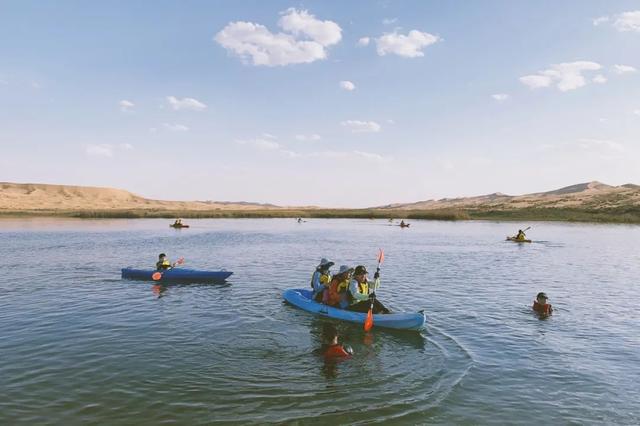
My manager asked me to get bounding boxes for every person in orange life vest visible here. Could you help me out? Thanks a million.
[318,324,352,360]
[311,258,334,302]
[346,265,390,314]
[532,292,553,315]
[326,265,354,308]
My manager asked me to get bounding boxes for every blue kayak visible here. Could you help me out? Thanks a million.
[121,268,232,283]
[283,289,425,331]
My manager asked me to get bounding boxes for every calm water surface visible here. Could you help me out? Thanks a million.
[1,218,639,424]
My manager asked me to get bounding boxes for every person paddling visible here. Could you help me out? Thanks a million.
[532,292,553,316]
[346,265,390,314]
[156,253,172,270]
[311,258,334,302]
[155,253,183,270]
[318,324,352,360]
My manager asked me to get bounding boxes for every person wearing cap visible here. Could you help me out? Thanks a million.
[346,265,390,314]
[311,258,334,302]
[326,265,354,308]
[532,292,553,316]
[156,253,172,270]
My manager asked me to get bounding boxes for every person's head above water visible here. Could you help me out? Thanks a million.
[322,324,339,345]
[159,253,167,259]
[536,292,548,303]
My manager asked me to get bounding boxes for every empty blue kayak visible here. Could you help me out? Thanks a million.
[283,289,425,331]
[121,268,232,283]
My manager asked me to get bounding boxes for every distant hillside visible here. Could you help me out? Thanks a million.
[377,181,640,211]
[1,181,639,223]
[0,182,281,212]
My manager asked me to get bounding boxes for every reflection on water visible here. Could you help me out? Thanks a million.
[1,218,639,424]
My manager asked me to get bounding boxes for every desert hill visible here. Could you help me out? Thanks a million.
[0,182,280,212]
[377,181,640,211]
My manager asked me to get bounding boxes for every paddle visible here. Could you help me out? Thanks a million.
[152,257,185,281]
[364,249,384,332]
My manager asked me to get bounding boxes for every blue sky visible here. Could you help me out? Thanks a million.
[1,1,639,207]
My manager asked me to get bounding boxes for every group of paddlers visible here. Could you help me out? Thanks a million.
[311,258,390,314]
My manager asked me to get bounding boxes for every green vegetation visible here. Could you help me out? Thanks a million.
[2,206,640,223]
[0,208,465,221]
[467,206,640,224]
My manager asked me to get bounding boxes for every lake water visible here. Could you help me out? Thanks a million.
[1,218,639,424]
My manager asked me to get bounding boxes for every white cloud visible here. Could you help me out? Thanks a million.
[613,64,637,74]
[613,10,640,32]
[519,61,602,91]
[31,81,42,89]
[633,109,640,116]
[308,150,389,163]
[491,93,510,101]
[215,8,342,66]
[376,30,441,58]
[357,37,370,46]
[339,80,355,91]
[86,144,114,158]
[295,134,321,141]
[382,18,398,25]
[236,138,281,150]
[577,138,625,153]
[278,8,342,46]
[163,123,190,132]
[386,119,395,125]
[593,16,610,26]
[519,74,552,89]
[341,120,382,133]
[262,133,277,139]
[592,74,607,84]
[120,143,134,150]
[166,96,207,111]
[119,100,134,112]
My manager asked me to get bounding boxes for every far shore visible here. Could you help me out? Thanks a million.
[1,207,639,224]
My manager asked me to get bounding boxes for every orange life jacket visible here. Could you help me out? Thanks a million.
[533,301,552,315]
[324,344,351,359]
[327,277,349,307]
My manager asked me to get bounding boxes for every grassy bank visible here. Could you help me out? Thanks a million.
[2,207,639,224]
[467,206,640,224]
[0,208,468,221]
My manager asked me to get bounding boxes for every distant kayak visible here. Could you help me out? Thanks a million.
[399,223,410,228]
[170,224,190,228]
[283,289,425,331]
[506,236,532,243]
[121,268,232,283]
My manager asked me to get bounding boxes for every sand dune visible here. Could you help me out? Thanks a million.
[0,182,280,211]
[378,181,640,211]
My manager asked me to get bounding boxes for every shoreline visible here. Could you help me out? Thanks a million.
[1,207,639,224]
